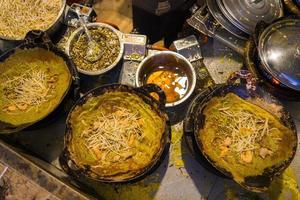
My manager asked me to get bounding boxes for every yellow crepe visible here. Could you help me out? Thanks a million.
[0,48,71,127]
[198,93,296,186]
[68,91,166,181]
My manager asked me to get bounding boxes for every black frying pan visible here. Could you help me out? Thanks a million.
[184,70,298,192]
[0,31,80,133]
[59,84,171,183]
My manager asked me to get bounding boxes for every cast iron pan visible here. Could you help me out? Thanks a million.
[59,84,171,183]
[184,86,228,178]
[0,30,80,134]
[244,16,300,100]
[185,70,297,192]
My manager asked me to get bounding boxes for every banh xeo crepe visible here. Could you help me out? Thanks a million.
[0,48,71,127]
[198,93,296,184]
[68,92,166,180]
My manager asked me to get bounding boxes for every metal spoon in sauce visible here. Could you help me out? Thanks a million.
[75,8,103,62]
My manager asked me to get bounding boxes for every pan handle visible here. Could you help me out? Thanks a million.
[59,149,81,179]
[137,84,166,109]
[24,30,54,49]
[227,70,257,93]
[184,88,213,134]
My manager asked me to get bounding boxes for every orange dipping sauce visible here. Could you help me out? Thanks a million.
[146,66,188,103]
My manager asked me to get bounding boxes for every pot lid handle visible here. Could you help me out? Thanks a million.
[137,84,167,110]
[24,30,54,49]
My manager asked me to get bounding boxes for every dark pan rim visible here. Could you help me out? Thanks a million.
[192,84,298,192]
[61,83,170,183]
[0,41,78,134]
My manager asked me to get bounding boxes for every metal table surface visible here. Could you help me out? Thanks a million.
[2,38,300,200]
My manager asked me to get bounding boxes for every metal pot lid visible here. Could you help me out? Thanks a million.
[216,0,250,34]
[206,0,249,39]
[220,0,283,34]
[258,18,300,91]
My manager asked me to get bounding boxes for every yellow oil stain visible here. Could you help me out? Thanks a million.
[225,167,300,200]
[226,187,238,200]
[95,181,160,200]
[170,123,185,169]
[169,123,190,178]
[268,167,300,200]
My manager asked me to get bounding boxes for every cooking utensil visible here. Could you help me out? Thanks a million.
[258,19,300,90]
[206,0,249,39]
[245,16,300,99]
[0,0,66,52]
[218,0,283,34]
[207,0,283,37]
[0,31,79,134]
[66,22,123,76]
[136,51,196,108]
[75,7,103,63]
[184,70,298,192]
[187,0,284,55]
[59,84,170,183]
[216,0,249,34]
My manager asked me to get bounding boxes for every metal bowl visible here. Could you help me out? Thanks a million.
[0,0,66,52]
[136,51,196,108]
[65,22,124,76]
